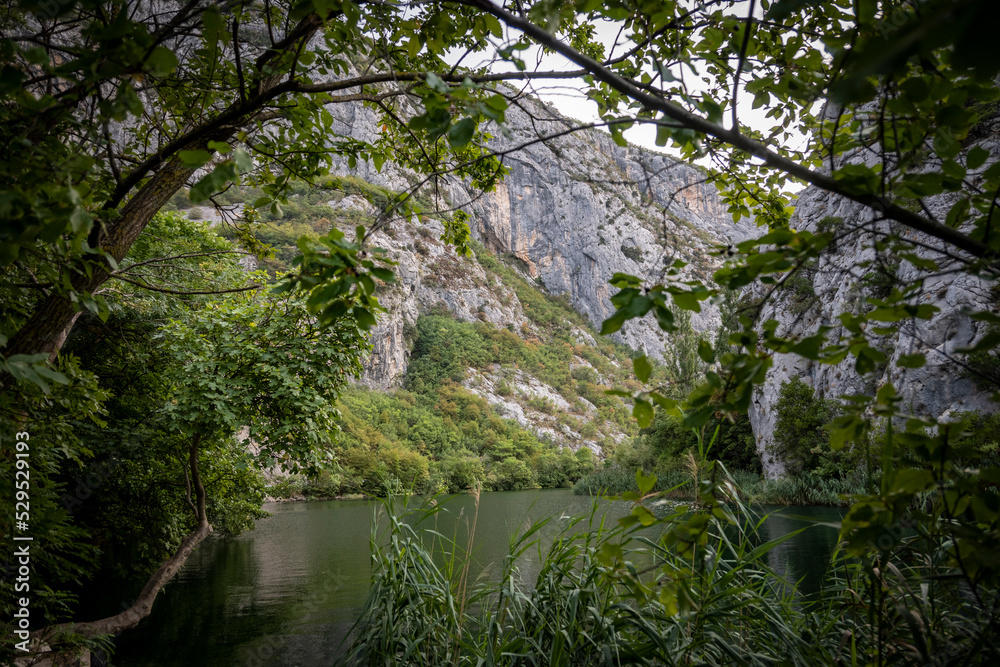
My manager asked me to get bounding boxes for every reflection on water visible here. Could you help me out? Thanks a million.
[758,505,844,598]
[91,490,841,666]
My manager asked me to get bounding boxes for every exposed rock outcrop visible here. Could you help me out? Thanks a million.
[328,95,756,377]
[358,214,527,389]
[329,89,1000,480]
[749,179,999,477]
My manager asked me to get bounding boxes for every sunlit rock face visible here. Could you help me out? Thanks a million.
[748,177,999,478]
[456,98,757,356]
[329,95,754,383]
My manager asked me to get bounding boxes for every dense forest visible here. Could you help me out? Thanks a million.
[2,0,1000,665]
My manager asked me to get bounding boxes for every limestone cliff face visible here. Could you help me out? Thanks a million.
[749,177,999,478]
[351,195,631,453]
[330,96,755,388]
[321,94,998,474]
[332,195,525,389]
[450,101,757,355]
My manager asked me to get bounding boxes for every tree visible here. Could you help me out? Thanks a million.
[0,0,518,366]
[662,308,709,398]
[1,211,369,658]
[771,377,847,476]
[51,287,367,639]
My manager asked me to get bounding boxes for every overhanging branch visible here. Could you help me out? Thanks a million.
[459,0,996,262]
[47,434,211,639]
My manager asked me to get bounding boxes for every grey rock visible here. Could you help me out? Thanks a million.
[749,167,999,477]
[330,95,757,364]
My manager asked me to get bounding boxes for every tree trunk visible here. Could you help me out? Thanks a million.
[47,434,210,640]
[4,12,329,363]
[4,154,200,361]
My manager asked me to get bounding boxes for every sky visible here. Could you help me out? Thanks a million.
[444,4,810,193]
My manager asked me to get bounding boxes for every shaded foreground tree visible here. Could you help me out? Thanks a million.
[54,287,368,637]
[0,0,518,367]
[1,212,370,662]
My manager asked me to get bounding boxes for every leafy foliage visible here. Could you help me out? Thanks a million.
[273,308,604,497]
[62,311,268,575]
[4,0,1000,660]
[160,288,367,473]
[0,358,106,633]
[1,212,370,650]
[772,377,854,477]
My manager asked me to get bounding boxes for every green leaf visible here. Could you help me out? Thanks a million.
[889,469,934,495]
[672,291,702,312]
[145,46,179,76]
[946,198,970,228]
[179,150,213,168]
[207,140,232,154]
[834,163,880,195]
[352,306,377,330]
[790,334,824,360]
[425,72,449,93]
[655,121,670,147]
[636,469,656,496]
[600,311,629,335]
[233,147,253,172]
[633,355,652,383]
[896,353,926,368]
[650,392,678,414]
[32,365,69,385]
[447,117,477,148]
[370,267,395,282]
[829,414,867,450]
[900,77,930,103]
[633,398,654,427]
[956,330,1000,354]
[697,340,714,364]
[856,0,876,23]
[632,505,658,526]
[968,145,990,170]
[653,304,675,332]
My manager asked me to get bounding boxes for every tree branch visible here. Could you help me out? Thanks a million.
[458,0,997,262]
[47,433,211,639]
[109,274,262,295]
[115,249,250,272]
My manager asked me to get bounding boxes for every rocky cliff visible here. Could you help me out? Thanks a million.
[329,95,756,388]
[196,88,999,473]
[749,181,999,477]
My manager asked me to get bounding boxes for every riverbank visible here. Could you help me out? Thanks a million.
[265,466,866,507]
[572,465,867,507]
[92,489,846,667]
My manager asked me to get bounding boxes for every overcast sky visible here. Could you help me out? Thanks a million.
[444,6,809,194]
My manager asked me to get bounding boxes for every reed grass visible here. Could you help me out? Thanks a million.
[344,492,848,665]
[573,466,867,507]
[344,476,998,665]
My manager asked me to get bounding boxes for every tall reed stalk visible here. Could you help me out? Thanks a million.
[344,474,998,666]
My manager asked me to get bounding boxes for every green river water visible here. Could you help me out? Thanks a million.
[87,489,842,666]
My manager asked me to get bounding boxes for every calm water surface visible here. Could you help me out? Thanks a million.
[92,490,842,666]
